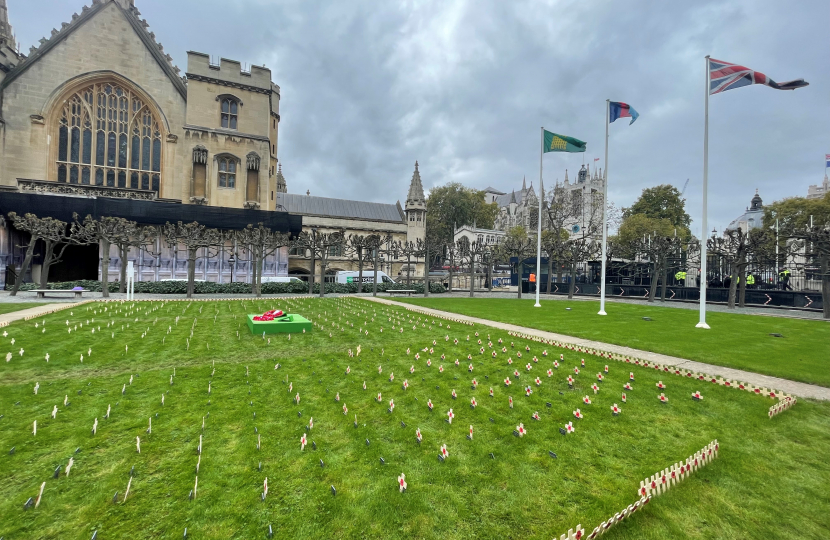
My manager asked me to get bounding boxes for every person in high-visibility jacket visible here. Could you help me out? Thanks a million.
[746,274,755,288]
[529,273,536,293]
[674,271,687,284]
[778,268,792,291]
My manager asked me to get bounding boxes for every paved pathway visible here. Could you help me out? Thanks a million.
[0,301,88,327]
[365,296,830,401]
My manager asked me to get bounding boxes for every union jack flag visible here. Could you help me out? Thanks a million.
[709,58,808,95]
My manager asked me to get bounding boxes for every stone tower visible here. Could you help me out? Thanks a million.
[405,160,426,249]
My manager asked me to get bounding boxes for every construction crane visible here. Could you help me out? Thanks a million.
[680,178,689,199]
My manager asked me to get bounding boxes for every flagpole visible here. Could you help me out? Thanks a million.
[598,100,610,315]
[697,55,711,329]
[534,126,543,307]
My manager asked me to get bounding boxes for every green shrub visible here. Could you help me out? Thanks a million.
[25,279,445,295]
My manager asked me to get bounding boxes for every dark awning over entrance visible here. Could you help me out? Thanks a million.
[0,192,302,236]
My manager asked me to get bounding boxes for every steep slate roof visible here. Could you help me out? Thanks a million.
[277,193,405,223]
[483,186,506,195]
[0,0,187,98]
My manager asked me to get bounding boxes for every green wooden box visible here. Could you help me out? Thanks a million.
[246,314,312,334]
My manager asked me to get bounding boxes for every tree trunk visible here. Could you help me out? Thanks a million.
[308,251,315,295]
[256,249,264,298]
[727,268,738,309]
[119,245,129,293]
[821,255,829,319]
[487,258,492,292]
[567,259,576,299]
[101,238,111,298]
[39,240,55,289]
[469,254,475,298]
[738,263,747,308]
[319,257,326,298]
[517,260,523,299]
[448,255,454,294]
[659,256,668,301]
[372,251,379,297]
[10,239,36,296]
[187,248,197,299]
[357,249,364,294]
[546,256,554,296]
[648,261,659,303]
[424,243,430,297]
[407,254,412,287]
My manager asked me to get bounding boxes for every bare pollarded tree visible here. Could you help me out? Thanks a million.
[291,228,347,297]
[72,214,156,297]
[346,233,382,294]
[7,212,95,295]
[455,237,491,297]
[496,226,535,299]
[235,223,292,297]
[163,221,225,298]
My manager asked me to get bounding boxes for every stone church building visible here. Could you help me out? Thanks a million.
[0,0,425,287]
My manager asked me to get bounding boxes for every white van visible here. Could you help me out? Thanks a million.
[260,276,304,283]
[335,270,396,284]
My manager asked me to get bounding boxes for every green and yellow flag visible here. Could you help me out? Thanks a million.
[543,130,587,153]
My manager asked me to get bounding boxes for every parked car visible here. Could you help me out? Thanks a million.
[334,271,396,284]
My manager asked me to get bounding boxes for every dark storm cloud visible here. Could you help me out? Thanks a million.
[9,0,828,233]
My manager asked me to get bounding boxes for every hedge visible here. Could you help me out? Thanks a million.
[15,280,446,295]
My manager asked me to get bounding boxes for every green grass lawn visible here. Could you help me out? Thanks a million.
[0,303,47,316]
[396,298,830,388]
[1,298,828,539]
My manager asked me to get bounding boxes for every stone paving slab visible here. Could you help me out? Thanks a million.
[365,297,830,401]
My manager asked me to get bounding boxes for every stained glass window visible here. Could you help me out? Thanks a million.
[56,82,163,194]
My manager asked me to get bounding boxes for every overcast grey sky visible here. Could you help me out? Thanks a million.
[8,0,828,234]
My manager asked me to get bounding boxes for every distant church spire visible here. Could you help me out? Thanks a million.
[275,163,287,194]
[564,169,569,183]
[522,176,527,191]
[0,0,15,49]
[406,161,425,208]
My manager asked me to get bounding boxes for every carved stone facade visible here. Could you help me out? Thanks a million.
[487,163,605,238]
[0,0,295,288]
[0,0,282,210]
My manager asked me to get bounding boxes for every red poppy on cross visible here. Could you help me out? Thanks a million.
[573,409,583,419]
[516,423,527,437]
[300,434,307,451]
[447,409,454,423]
[398,473,407,492]
[440,444,449,458]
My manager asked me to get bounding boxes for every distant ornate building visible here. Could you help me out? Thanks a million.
[726,190,765,232]
[486,163,605,237]
[807,174,829,200]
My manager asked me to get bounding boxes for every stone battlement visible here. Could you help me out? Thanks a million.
[186,51,272,90]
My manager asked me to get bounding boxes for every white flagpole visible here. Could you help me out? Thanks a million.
[697,56,711,329]
[534,127,543,307]
[598,100,610,315]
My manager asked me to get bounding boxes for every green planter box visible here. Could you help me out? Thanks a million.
[246,314,312,334]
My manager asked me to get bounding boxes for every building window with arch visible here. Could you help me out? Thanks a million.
[218,156,237,188]
[220,97,238,130]
[55,82,162,192]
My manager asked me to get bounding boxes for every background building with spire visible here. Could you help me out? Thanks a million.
[485,162,605,238]
[276,161,427,280]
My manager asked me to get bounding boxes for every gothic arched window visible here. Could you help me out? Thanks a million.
[220,97,238,130]
[55,82,162,193]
